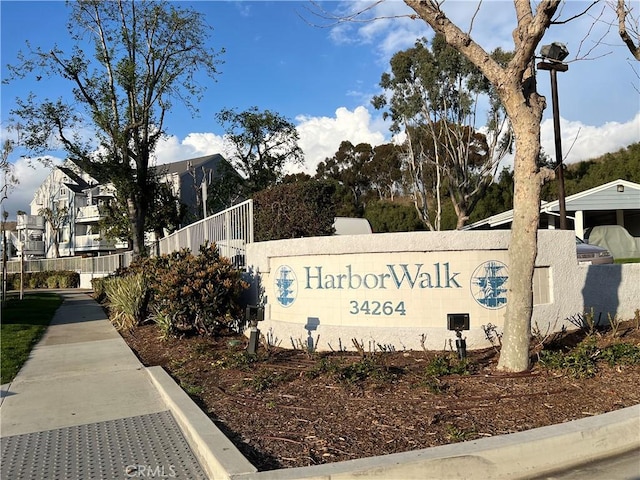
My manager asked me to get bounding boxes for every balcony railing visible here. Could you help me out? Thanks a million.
[19,240,46,255]
[16,214,45,230]
[76,205,108,223]
[73,234,118,251]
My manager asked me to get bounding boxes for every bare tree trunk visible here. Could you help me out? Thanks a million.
[128,198,145,258]
[497,121,542,372]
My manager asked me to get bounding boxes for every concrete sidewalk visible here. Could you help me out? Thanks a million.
[0,291,254,480]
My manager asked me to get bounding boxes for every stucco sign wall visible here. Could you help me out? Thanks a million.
[270,252,510,331]
[246,231,585,351]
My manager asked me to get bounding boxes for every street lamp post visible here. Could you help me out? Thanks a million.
[538,42,569,230]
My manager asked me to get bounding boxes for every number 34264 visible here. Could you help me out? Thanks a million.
[349,300,406,316]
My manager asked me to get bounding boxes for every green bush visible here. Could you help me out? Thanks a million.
[152,244,249,335]
[7,271,79,290]
[538,337,640,378]
[91,277,109,303]
[424,354,472,377]
[117,243,249,337]
[104,273,148,331]
[307,356,398,385]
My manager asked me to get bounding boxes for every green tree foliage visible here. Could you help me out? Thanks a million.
[469,168,515,222]
[216,107,304,194]
[364,200,425,233]
[1,139,19,207]
[315,141,404,216]
[546,143,640,200]
[366,143,404,201]
[315,141,374,216]
[372,34,512,230]
[472,144,639,220]
[253,180,336,241]
[99,177,186,248]
[206,160,248,215]
[6,0,223,256]
[98,190,133,249]
[146,182,187,239]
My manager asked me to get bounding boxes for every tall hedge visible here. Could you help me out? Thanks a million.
[253,180,336,241]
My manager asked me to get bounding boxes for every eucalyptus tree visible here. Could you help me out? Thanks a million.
[216,107,304,194]
[315,141,375,215]
[365,143,405,201]
[5,0,224,256]
[372,34,511,230]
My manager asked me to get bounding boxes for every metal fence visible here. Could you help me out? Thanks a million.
[158,199,253,265]
[6,251,135,275]
[6,200,254,274]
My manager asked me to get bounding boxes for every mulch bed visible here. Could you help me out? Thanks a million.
[121,323,640,471]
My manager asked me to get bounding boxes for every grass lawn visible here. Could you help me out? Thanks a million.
[1,293,63,384]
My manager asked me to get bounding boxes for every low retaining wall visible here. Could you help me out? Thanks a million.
[79,272,110,289]
[245,231,639,352]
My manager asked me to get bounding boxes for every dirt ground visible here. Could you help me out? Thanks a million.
[120,322,640,472]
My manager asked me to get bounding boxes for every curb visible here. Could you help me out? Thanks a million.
[147,363,640,480]
[146,366,257,480]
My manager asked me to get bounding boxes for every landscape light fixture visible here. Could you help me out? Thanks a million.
[447,313,470,360]
[245,305,264,355]
[538,42,569,230]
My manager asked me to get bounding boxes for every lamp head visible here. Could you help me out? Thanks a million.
[540,42,569,62]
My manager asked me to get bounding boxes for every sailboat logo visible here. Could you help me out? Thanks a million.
[275,265,297,308]
[471,261,509,309]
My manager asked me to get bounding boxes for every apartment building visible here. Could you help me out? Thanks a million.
[14,153,232,259]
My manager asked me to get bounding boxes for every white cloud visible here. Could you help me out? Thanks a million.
[294,106,387,174]
[157,108,390,177]
[153,132,229,165]
[5,109,635,221]
[541,113,640,164]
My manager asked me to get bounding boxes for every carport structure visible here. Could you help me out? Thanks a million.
[465,179,640,239]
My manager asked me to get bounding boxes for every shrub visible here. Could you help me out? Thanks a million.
[539,337,600,378]
[104,273,148,331]
[118,243,249,336]
[424,354,472,377]
[149,306,175,341]
[6,271,79,290]
[307,356,399,385]
[91,277,109,303]
[46,275,59,289]
[600,343,640,366]
[58,274,70,288]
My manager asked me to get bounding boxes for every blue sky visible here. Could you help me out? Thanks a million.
[2,0,639,219]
